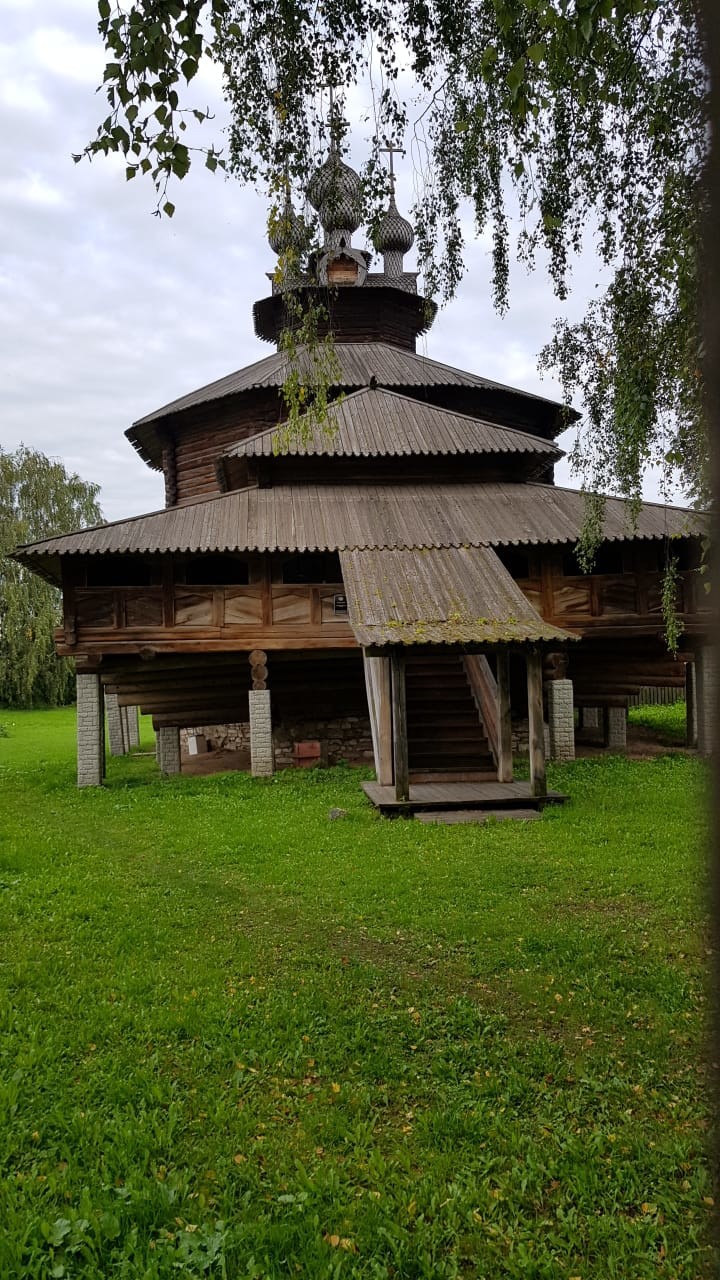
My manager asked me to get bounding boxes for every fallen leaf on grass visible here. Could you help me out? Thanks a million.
[324,1234,357,1252]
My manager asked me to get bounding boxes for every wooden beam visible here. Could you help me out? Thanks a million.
[363,653,393,785]
[496,646,513,783]
[526,648,547,799]
[390,649,409,803]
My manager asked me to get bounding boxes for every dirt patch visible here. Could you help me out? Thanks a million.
[576,722,689,760]
[552,892,655,919]
[181,748,251,776]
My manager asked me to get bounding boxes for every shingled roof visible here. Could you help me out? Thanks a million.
[125,341,575,468]
[131,343,568,427]
[15,481,705,583]
[221,387,562,465]
[340,546,573,647]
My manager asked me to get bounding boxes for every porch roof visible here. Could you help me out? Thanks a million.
[340,546,573,647]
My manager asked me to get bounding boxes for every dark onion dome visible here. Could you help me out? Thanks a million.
[268,194,307,256]
[307,151,363,234]
[373,196,415,255]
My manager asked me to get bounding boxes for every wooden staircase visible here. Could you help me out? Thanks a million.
[405,655,496,780]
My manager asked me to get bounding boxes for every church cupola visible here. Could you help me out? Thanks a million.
[308,144,369,287]
[373,195,414,279]
[253,133,437,350]
[268,191,307,259]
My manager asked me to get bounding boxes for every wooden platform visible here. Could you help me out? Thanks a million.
[415,808,542,825]
[361,780,567,817]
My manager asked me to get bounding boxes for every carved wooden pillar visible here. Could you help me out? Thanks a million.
[249,649,273,776]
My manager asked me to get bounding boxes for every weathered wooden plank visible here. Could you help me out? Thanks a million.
[271,587,313,625]
[463,655,499,764]
[526,648,547,798]
[496,645,513,783]
[390,649,409,803]
[363,653,393,785]
[224,586,263,625]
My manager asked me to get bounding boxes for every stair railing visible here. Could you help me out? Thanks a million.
[463,655,499,767]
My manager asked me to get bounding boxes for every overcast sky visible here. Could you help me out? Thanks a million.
[1,0,670,524]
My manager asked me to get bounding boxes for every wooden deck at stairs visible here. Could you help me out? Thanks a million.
[362,780,568,817]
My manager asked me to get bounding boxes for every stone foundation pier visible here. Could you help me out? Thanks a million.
[77,672,105,787]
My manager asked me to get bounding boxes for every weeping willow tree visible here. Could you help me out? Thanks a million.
[85,1,708,520]
[0,448,102,709]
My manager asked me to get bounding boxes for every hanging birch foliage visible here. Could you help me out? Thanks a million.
[0,448,102,709]
[85,1,708,511]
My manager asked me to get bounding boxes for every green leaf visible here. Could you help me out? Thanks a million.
[527,42,546,65]
[163,201,175,217]
[181,57,198,81]
[97,0,111,20]
[506,56,526,97]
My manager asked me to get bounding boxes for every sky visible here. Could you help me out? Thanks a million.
[0,0,667,524]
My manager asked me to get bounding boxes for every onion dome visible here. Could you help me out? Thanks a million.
[308,150,363,246]
[373,196,415,256]
[308,151,362,213]
[268,193,307,257]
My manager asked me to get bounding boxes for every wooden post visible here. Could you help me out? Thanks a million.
[526,648,547,798]
[363,653,393,785]
[390,648,410,802]
[496,646,513,783]
[686,660,698,747]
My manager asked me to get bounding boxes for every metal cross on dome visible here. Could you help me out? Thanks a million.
[379,141,405,195]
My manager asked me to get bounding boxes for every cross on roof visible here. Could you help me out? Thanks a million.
[379,141,405,195]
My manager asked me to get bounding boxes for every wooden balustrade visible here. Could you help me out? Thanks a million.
[463,655,499,765]
[64,582,354,655]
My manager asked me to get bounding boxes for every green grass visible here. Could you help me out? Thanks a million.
[0,708,713,1278]
[629,699,687,744]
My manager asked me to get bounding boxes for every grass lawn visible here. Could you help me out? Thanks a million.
[0,705,713,1278]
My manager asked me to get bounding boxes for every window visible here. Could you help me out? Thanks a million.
[495,547,531,579]
[562,544,624,576]
[281,553,342,584]
[86,556,153,587]
[182,555,249,585]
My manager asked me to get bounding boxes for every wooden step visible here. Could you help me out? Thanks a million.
[416,808,542,825]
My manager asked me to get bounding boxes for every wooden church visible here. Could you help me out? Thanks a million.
[14,148,710,812]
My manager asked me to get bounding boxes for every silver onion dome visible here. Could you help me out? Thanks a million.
[268,193,307,257]
[373,196,415,255]
[373,194,414,279]
[308,150,363,247]
[307,151,362,214]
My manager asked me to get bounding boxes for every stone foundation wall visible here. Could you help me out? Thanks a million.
[180,723,251,752]
[180,717,373,767]
[273,717,373,768]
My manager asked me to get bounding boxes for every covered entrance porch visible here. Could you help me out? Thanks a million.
[361,644,568,817]
[340,543,575,818]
